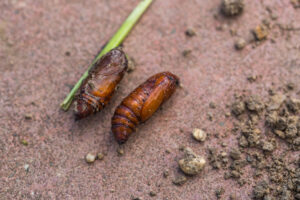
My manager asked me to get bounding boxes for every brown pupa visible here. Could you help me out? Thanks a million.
[111,72,179,144]
[74,48,128,120]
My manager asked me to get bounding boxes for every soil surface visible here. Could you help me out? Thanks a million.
[0,0,299,199]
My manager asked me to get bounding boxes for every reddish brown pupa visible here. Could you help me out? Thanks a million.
[111,72,179,144]
[74,48,128,120]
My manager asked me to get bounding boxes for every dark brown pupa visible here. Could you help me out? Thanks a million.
[111,72,179,144]
[74,48,128,120]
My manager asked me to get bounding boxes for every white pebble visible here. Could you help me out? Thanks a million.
[192,128,207,142]
[85,153,96,163]
[24,164,29,171]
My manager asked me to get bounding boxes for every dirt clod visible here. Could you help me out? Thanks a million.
[286,98,300,112]
[291,0,300,8]
[208,148,222,170]
[163,170,169,178]
[228,92,300,199]
[182,49,192,57]
[247,75,258,83]
[261,140,275,152]
[215,187,225,199]
[231,100,245,115]
[178,147,206,175]
[253,25,269,41]
[273,129,285,139]
[230,194,237,200]
[267,94,286,111]
[286,82,296,90]
[221,0,244,16]
[238,135,249,147]
[185,28,196,37]
[172,175,187,186]
[245,95,264,113]
[253,180,270,199]
[230,148,242,160]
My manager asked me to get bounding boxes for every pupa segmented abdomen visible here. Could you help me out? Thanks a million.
[74,48,128,120]
[111,71,179,144]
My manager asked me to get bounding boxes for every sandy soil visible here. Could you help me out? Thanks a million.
[0,0,299,199]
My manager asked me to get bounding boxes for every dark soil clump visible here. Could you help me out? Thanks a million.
[221,0,244,16]
[227,91,300,199]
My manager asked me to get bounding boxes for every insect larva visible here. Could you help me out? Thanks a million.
[74,48,128,120]
[111,72,179,144]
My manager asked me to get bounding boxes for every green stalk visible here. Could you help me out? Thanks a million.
[60,0,153,111]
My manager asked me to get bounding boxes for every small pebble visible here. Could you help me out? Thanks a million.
[225,112,231,117]
[117,147,124,156]
[163,170,169,178]
[286,82,295,90]
[216,24,228,31]
[262,19,270,28]
[97,153,104,160]
[172,175,187,186]
[253,25,268,41]
[230,28,237,36]
[149,191,156,197]
[207,112,213,121]
[209,102,216,109]
[21,139,28,146]
[215,187,225,199]
[24,164,29,172]
[247,75,257,82]
[127,57,136,73]
[182,49,192,57]
[185,28,196,37]
[24,113,33,120]
[131,197,143,200]
[221,142,227,147]
[192,128,207,142]
[110,189,115,193]
[85,153,96,163]
[220,152,228,157]
[235,38,246,50]
[231,170,241,178]
[270,13,278,20]
[179,145,185,151]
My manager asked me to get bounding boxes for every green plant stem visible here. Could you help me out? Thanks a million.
[60,0,153,111]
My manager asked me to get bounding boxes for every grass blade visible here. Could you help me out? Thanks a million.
[60,0,153,111]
